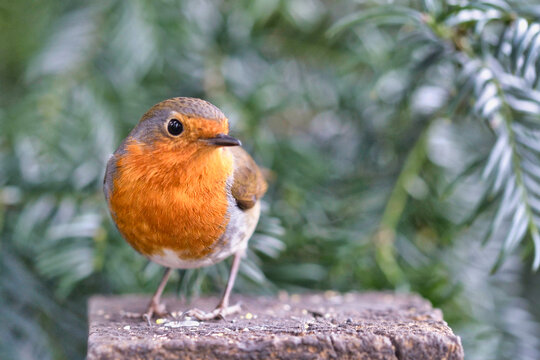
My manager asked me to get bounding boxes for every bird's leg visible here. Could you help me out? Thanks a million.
[184,251,243,321]
[143,268,172,323]
[217,250,242,310]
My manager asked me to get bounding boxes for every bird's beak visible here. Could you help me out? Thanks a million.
[203,133,242,147]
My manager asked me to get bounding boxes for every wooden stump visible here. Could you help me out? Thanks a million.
[87,292,463,360]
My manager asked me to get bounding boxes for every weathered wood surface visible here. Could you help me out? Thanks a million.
[87,292,463,360]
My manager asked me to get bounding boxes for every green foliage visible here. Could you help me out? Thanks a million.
[1,0,540,359]
[331,0,540,272]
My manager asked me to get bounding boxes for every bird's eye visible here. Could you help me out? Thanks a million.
[167,119,183,136]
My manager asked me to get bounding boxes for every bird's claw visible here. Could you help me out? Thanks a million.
[182,303,242,321]
[143,300,168,325]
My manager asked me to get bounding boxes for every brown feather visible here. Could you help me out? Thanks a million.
[230,147,268,210]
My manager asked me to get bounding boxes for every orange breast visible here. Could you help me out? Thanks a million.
[109,140,234,260]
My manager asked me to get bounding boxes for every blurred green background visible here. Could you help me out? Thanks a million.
[2,0,540,359]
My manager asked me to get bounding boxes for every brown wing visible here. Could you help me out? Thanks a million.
[230,146,268,210]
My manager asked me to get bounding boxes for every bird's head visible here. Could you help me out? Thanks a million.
[127,97,241,155]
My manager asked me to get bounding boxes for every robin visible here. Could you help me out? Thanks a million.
[103,97,267,321]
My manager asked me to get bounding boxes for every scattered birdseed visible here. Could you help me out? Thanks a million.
[164,320,200,328]
[120,311,140,318]
[324,290,338,298]
[123,325,130,330]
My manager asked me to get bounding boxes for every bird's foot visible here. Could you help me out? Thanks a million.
[142,299,168,325]
[182,303,242,321]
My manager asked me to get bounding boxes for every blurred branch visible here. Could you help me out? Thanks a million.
[374,126,429,286]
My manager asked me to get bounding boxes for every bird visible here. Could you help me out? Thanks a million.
[103,97,267,321]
